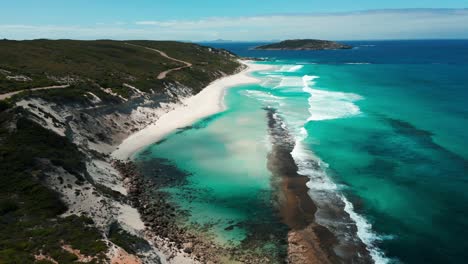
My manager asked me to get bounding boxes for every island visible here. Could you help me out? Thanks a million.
[255,39,353,50]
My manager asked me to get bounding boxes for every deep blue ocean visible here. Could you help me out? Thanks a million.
[139,40,468,263]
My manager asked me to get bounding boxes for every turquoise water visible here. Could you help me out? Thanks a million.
[300,64,468,263]
[138,41,468,263]
[137,85,289,258]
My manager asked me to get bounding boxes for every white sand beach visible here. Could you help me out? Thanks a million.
[112,61,273,160]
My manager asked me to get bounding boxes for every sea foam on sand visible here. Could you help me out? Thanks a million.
[112,61,273,160]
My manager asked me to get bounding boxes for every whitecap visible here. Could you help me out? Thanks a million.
[289,127,392,264]
[301,75,362,121]
[260,78,281,88]
[276,75,318,88]
[284,74,392,264]
[241,90,284,107]
[277,65,304,72]
[342,198,392,264]
[287,65,304,72]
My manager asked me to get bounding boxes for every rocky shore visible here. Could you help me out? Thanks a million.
[107,102,371,264]
[114,160,284,263]
[264,107,373,264]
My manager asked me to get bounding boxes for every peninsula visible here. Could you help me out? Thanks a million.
[255,39,352,50]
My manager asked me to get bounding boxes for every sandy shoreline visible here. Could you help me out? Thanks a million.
[112,61,272,160]
[111,61,274,263]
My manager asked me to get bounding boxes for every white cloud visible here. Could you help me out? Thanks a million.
[135,21,160,25]
[1,9,468,40]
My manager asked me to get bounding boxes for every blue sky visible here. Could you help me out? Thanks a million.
[1,1,468,40]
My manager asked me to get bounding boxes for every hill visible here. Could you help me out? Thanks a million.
[0,40,240,97]
[255,39,352,50]
[0,39,242,263]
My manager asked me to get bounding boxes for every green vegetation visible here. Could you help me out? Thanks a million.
[128,41,240,92]
[255,39,352,50]
[0,39,177,94]
[108,222,150,255]
[0,39,242,263]
[4,115,85,177]
[12,81,122,105]
[0,71,57,93]
[0,111,108,263]
[0,100,11,112]
[0,40,241,99]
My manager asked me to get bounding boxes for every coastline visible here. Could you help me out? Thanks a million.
[7,57,256,263]
[111,57,342,263]
[5,39,465,264]
[265,107,339,264]
[109,58,374,263]
[112,60,273,160]
[110,61,279,263]
[265,108,372,263]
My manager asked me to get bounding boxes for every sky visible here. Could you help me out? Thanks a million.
[1,0,468,40]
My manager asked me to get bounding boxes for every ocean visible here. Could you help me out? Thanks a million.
[136,40,468,263]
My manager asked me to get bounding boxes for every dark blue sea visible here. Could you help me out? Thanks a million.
[204,40,468,263]
[138,40,468,263]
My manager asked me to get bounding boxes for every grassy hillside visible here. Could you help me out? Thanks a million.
[0,39,240,97]
[128,41,239,91]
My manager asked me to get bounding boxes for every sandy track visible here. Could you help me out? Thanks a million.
[1,43,192,101]
[0,85,69,100]
[125,43,192,79]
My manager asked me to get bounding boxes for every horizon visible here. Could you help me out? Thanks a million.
[2,2,468,264]
[1,1,468,40]
[2,38,468,42]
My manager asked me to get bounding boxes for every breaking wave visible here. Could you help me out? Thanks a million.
[301,75,362,121]
[277,65,304,72]
[290,74,391,264]
[243,64,391,263]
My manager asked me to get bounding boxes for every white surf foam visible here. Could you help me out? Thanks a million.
[278,77,302,88]
[241,90,284,107]
[275,76,312,88]
[259,64,390,263]
[272,112,289,131]
[287,65,304,72]
[290,127,391,264]
[260,77,281,88]
[286,73,390,264]
[301,75,362,121]
[277,65,304,72]
[342,198,391,264]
